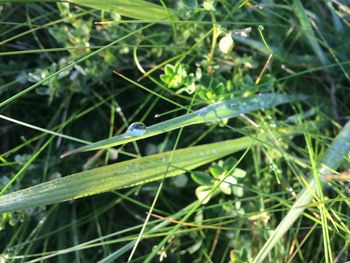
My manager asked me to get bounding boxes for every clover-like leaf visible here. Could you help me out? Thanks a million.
[191,171,212,185]
[195,185,213,204]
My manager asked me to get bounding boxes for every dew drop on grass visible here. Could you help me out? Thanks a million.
[253,3,265,9]
[126,122,146,136]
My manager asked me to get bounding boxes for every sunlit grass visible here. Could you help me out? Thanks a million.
[0,0,349,262]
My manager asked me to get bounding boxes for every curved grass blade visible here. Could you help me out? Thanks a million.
[0,0,172,21]
[293,0,328,65]
[62,93,307,157]
[253,120,350,263]
[68,0,172,21]
[0,136,259,213]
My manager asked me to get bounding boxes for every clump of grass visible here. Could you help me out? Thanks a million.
[0,1,349,262]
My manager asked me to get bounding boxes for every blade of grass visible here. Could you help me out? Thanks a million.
[0,135,260,213]
[253,120,350,263]
[293,0,328,65]
[68,0,173,21]
[61,93,308,157]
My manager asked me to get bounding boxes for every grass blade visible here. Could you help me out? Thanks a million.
[68,0,172,21]
[293,0,328,65]
[0,0,172,21]
[0,136,258,213]
[62,93,307,157]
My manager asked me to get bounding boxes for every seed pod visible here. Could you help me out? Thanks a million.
[219,32,234,54]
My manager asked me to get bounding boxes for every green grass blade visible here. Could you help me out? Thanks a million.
[293,0,328,65]
[68,0,172,21]
[0,136,258,213]
[253,120,350,263]
[0,0,172,21]
[62,93,307,157]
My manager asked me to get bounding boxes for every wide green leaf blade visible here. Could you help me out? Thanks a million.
[0,136,258,213]
[62,93,307,157]
[68,0,172,21]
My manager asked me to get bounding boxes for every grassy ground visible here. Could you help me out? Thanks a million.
[0,0,350,262]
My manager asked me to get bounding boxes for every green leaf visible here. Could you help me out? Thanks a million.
[293,0,328,65]
[233,168,246,178]
[209,164,223,178]
[68,0,172,21]
[232,185,244,197]
[164,64,174,75]
[223,156,237,171]
[62,93,308,157]
[0,136,258,213]
[218,174,237,195]
[195,185,213,204]
[191,171,212,185]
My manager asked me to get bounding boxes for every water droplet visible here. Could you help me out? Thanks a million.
[154,113,160,118]
[211,149,218,155]
[126,122,146,136]
[258,3,265,9]
[253,3,265,9]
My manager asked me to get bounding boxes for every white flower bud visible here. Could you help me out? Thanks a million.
[219,32,234,54]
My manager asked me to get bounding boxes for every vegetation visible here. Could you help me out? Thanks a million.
[0,0,349,262]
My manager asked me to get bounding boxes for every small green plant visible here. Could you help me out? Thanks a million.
[191,156,246,204]
[160,63,195,91]
[160,63,234,103]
